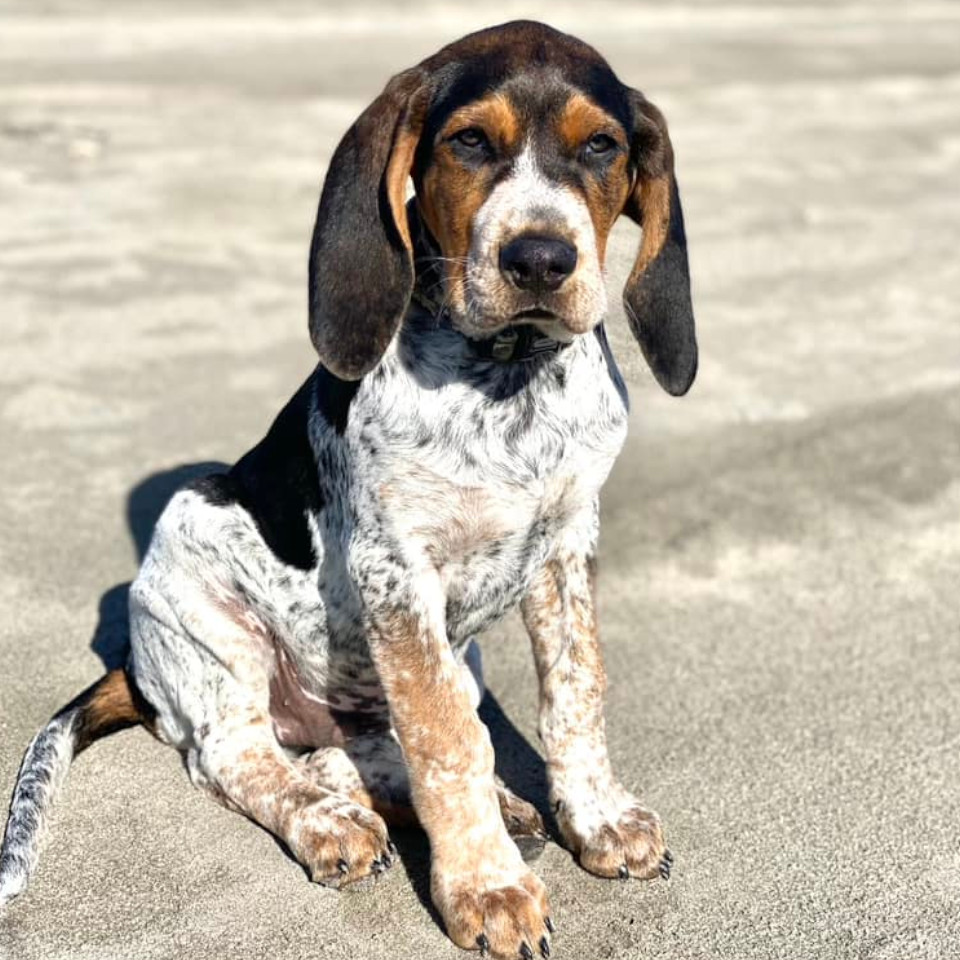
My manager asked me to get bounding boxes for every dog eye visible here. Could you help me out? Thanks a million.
[585,133,617,156]
[451,128,488,149]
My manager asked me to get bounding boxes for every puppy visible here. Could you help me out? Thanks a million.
[0,20,696,960]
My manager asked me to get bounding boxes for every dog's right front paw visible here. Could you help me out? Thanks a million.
[433,857,553,959]
[289,798,394,888]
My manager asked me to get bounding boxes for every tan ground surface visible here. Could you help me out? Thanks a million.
[1,2,959,958]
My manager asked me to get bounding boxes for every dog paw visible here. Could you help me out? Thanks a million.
[560,799,669,881]
[497,784,547,840]
[291,799,394,887]
[434,860,553,959]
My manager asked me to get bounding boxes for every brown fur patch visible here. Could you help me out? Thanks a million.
[419,93,522,301]
[556,93,632,264]
[368,608,502,865]
[628,174,671,280]
[386,123,422,252]
[73,669,153,753]
[624,96,677,283]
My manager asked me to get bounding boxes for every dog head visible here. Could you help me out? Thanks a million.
[309,20,697,396]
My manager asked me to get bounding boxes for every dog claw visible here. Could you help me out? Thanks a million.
[336,858,349,875]
[545,917,556,934]
[540,935,551,958]
[663,849,674,864]
[618,864,629,880]
[371,857,385,875]
[387,840,398,857]
[520,942,534,960]
[659,860,671,880]
[477,933,489,956]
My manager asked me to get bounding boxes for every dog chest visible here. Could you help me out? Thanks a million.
[343,333,628,639]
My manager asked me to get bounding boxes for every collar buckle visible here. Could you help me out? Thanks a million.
[473,325,571,364]
[490,329,520,362]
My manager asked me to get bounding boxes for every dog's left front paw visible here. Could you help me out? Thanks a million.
[559,799,671,882]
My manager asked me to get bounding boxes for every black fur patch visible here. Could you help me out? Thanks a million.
[191,375,323,571]
[316,365,361,435]
[308,69,422,380]
[623,180,697,396]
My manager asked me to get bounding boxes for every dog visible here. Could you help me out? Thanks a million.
[0,20,696,959]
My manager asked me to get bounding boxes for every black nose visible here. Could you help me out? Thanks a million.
[499,235,577,294]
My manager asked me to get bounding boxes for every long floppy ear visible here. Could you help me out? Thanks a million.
[622,93,698,396]
[308,68,428,380]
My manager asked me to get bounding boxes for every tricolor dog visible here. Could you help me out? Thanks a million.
[0,20,696,960]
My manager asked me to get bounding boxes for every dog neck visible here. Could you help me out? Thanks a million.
[409,203,571,365]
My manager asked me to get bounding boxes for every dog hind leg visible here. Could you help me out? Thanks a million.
[129,584,393,887]
[196,723,393,885]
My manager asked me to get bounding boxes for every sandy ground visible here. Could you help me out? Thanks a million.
[1,2,959,958]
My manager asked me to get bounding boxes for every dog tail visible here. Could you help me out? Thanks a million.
[0,669,149,908]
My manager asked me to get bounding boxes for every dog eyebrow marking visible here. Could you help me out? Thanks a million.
[440,92,521,150]
[556,92,625,153]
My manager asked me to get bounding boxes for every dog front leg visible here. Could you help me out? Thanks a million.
[521,542,672,882]
[365,581,553,960]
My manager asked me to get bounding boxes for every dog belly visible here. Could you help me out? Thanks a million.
[268,653,389,748]
[268,668,345,747]
[267,638,379,747]
[269,627,394,748]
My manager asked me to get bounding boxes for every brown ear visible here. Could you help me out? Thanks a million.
[623,94,698,396]
[308,68,427,380]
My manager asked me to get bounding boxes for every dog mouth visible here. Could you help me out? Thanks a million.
[511,308,580,344]
[512,307,557,321]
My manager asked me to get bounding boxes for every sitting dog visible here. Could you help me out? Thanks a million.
[0,20,696,959]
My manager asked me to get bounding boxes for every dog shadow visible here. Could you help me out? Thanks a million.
[88,461,555,922]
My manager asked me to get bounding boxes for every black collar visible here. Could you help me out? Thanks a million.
[466,324,573,363]
[410,203,572,365]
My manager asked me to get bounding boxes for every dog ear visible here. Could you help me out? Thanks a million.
[308,68,428,380]
[622,93,698,397]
